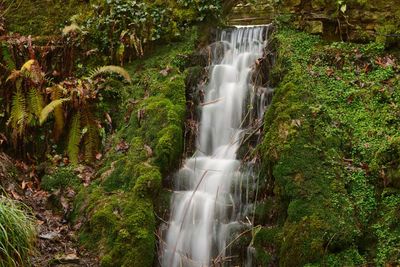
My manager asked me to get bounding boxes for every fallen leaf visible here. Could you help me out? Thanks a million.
[21,180,27,190]
[326,67,334,77]
[116,140,129,152]
[11,190,22,200]
[159,66,172,76]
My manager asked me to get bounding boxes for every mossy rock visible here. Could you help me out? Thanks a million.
[79,192,156,267]
[257,27,400,265]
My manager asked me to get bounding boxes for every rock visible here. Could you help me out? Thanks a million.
[51,253,80,266]
[305,21,324,34]
[39,231,61,240]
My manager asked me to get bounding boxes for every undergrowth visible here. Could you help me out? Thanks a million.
[0,196,36,267]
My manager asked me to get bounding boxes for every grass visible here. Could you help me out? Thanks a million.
[0,196,36,267]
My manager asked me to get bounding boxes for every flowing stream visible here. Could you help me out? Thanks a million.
[161,25,272,267]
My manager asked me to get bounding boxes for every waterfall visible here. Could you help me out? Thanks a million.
[161,25,272,267]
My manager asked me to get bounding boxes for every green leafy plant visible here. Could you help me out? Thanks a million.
[39,65,131,164]
[41,166,80,191]
[4,59,130,164]
[6,59,46,145]
[81,0,222,62]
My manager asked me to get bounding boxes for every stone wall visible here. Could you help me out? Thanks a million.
[228,0,400,45]
[227,0,275,25]
[276,0,400,44]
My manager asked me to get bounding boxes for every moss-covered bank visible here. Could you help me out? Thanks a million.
[254,27,400,266]
[2,0,90,35]
[73,31,202,266]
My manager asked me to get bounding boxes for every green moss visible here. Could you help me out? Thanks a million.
[155,125,183,174]
[3,0,89,35]
[252,227,281,266]
[77,191,156,266]
[258,27,400,265]
[305,247,366,267]
[133,164,162,198]
[73,31,199,266]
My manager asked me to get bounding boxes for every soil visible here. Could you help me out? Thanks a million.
[0,152,99,267]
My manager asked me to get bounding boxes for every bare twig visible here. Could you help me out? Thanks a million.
[212,228,254,265]
[200,98,224,107]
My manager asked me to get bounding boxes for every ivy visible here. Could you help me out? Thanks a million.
[82,0,222,61]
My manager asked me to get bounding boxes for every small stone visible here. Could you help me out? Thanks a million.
[39,232,60,240]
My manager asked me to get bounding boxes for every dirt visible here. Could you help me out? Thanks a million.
[0,153,99,267]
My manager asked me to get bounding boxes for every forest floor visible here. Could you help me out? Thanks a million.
[0,153,99,266]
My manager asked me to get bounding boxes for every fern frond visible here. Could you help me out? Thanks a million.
[8,90,27,138]
[19,59,43,84]
[51,85,65,140]
[81,108,99,162]
[44,75,55,86]
[67,112,81,165]
[88,65,131,82]
[28,88,44,118]
[20,60,36,72]
[1,44,16,71]
[39,98,69,125]
[6,70,21,82]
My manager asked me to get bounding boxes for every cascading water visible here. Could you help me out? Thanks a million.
[161,25,272,267]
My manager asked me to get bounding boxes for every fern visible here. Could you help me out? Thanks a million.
[51,85,65,140]
[20,60,43,84]
[67,112,81,165]
[20,60,36,72]
[88,65,131,82]
[39,98,69,125]
[1,44,16,71]
[130,33,144,57]
[28,88,44,119]
[6,70,21,82]
[81,108,99,162]
[8,90,27,139]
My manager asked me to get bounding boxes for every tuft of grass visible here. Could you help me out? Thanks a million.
[0,196,36,267]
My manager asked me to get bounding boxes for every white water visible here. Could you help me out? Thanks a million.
[161,25,271,267]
